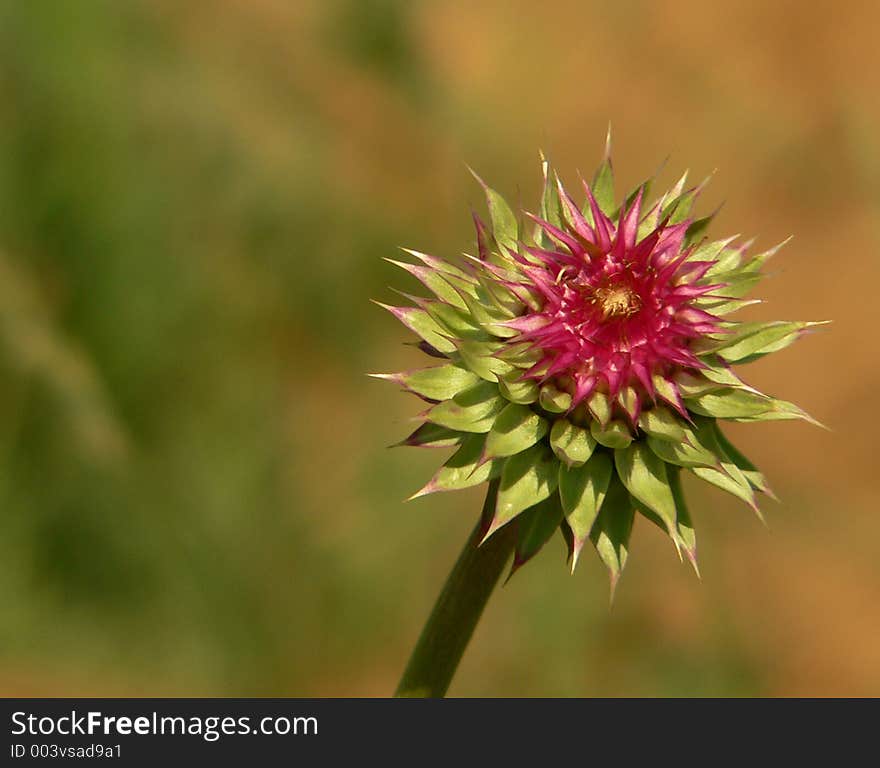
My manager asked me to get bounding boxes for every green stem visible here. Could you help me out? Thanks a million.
[394,480,516,698]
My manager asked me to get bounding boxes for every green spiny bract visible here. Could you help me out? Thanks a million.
[373,137,823,594]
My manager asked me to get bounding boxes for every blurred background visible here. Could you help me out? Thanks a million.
[0,0,876,697]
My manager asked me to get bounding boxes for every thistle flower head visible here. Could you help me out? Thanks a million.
[374,137,823,593]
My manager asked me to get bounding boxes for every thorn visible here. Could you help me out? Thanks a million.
[650,154,671,183]
[608,572,620,607]
[754,506,768,527]
[503,560,522,586]
[684,546,701,579]
[470,448,493,474]
[670,531,684,562]
[693,169,717,197]
[466,164,488,190]
[478,525,497,547]
[383,257,420,276]
[801,411,830,430]
[478,513,510,547]
[399,247,430,261]
[769,234,795,254]
[406,481,436,501]
[366,372,400,383]
[569,538,586,575]
[389,287,425,305]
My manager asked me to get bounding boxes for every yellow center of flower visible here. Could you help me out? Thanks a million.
[593,284,641,320]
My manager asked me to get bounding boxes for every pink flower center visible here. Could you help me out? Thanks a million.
[592,281,642,320]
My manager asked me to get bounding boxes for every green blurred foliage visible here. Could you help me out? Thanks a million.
[0,0,877,696]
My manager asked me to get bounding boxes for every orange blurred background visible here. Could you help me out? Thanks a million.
[0,0,876,696]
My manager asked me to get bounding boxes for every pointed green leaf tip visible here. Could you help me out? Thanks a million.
[483,444,558,544]
[537,151,563,233]
[373,301,457,354]
[559,452,612,572]
[591,126,615,217]
[687,417,759,516]
[370,364,480,402]
[668,467,699,575]
[685,389,783,420]
[469,167,518,254]
[713,321,829,364]
[397,422,462,449]
[384,258,470,310]
[510,494,564,578]
[410,433,502,498]
[590,473,634,600]
[614,442,681,554]
[712,423,777,500]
